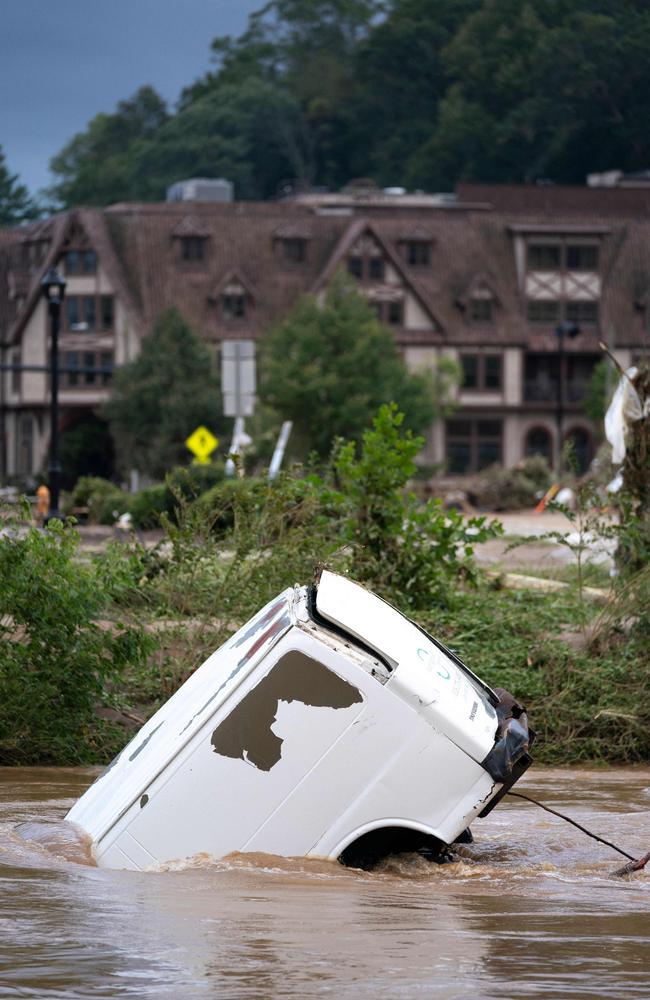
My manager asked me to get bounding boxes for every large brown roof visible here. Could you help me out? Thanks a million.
[1,188,649,353]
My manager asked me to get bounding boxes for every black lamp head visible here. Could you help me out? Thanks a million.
[40,266,67,304]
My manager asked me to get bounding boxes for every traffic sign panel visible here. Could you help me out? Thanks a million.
[186,425,219,464]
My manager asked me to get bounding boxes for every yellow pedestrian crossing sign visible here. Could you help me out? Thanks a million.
[186,425,219,464]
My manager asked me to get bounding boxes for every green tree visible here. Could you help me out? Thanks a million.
[48,86,169,207]
[259,275,455,457]
[411,0,650,189]
[0,146,38,225]
[104,308,225,478]
[354,0,479,184]
[131,79,310,201]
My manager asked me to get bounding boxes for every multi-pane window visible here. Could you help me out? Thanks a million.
[347,256,363,279]
[527,300,561,323]
[180,237,205,262]
[446,419,502,474]
[402,240,431,266]
[280,238,307,263]
[527,243,599,271]
[565,301,599,325]
[347,254,385,282]
[461,354,502,391]
[524,353,599,403]
[65,295,114,332]
[527,245,561,270]
[566,245,599,270]
[61,351,113,387]
[221,293,246,321]
[369,257,385,281]
[65,249,97,275]
[371,300,403,326]
[527,300,598,325]
[470,297,494,322]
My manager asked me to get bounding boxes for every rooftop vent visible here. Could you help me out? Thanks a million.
[166,178,234,203]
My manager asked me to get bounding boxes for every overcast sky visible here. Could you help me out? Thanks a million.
[0,0,261,196]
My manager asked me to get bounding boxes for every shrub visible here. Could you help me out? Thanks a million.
[194,475,316,541]
[329,404,502,609]
[95,489,131,525]
[129,484,169,529]
[128,464,227,529]
[0,508,152,763]
[472,456,552,511]
[64,476,124,522]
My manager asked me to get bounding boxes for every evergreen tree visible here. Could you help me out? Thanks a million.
[0,146,38,225]
[104,309,225,478]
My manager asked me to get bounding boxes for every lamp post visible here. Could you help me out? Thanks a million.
[554,320,580,473]
[40,266,67,522]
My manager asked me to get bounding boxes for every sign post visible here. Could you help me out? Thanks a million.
[221,340,256,475]
[269,421,293,480]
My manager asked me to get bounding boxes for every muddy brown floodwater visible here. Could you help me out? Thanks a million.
[0,767,649,999]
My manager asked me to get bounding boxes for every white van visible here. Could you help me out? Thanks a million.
[67,571,533,870]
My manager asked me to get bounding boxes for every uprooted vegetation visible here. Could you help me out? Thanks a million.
[1,404,648,766]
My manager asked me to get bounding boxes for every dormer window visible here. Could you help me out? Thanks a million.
[281,238,307,263]
[470,297,494,323]
[273,223,311,265]
[180,236,205,262]
[459,276,499,323]
[221,285,247,321]
[402,240,431,267]
[172,217,211,265]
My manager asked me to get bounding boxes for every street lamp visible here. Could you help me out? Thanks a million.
[554,320,580,473]
[40,266,67,521]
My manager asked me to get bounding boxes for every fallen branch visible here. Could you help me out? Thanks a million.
[507,790,649,876]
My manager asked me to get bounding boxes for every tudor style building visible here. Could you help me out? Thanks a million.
[1,182,649,482]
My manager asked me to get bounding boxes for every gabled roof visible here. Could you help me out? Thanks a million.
[3,210,144,347]
[171,215,212,238]
[311,218,445,331]
[209,269,257,302]
[456,272,502,309]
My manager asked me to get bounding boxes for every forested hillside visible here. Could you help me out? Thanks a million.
[48,0,650,207]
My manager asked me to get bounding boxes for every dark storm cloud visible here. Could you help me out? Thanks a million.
[0,0,261,194]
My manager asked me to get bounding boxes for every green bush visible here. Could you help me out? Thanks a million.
[0,508,152,763]
[472,456,552,511]
[325,403,503,609]
[95,489,131,525]
[64,476,123,522]
[129,484,169,528]
[128,464,227,529]
[194,475,316,541]
[167,462,225,497]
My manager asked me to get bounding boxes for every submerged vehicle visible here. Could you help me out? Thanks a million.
[67,571,533,871]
